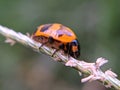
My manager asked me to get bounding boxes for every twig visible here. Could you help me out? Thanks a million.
[0,25,120,90]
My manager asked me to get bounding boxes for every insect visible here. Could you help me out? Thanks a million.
[31,23,80,58]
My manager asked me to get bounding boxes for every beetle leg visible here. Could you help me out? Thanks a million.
[48,36,54,44]
[51,49,60,57]
[39,36,54,49]
[39,42,48,49]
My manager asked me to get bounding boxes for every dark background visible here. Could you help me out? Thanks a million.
[0,0,120,90]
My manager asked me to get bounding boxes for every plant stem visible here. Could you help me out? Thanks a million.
[0,25,120,90]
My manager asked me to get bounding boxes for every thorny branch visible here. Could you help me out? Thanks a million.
[0,25,120,90]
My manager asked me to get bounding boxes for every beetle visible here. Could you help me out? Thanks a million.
[31,23,80,58]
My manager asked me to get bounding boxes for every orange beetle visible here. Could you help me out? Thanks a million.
[32,23,80,58]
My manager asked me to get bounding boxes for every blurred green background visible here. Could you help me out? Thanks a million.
[0,0,120,90]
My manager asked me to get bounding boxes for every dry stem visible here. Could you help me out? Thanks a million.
[0,25,120,89]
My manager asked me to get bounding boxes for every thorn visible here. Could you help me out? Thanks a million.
[5,38,16,46]
[105,69,117,78]
[26,32,31,37]
[104,84,112,88]
[78,71,82,76]
[96,57,108,68]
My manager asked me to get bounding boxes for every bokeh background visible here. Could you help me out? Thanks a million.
[0,0,120,90]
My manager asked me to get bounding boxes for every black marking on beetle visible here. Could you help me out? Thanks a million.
[41,24,52,32]
[57,25,73,37]
[58,34,63,37]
